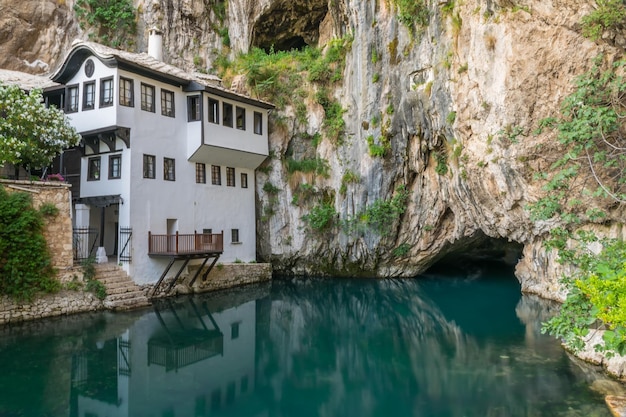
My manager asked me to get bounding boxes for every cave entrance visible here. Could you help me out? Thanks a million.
[423,233,524,281]
[250,1,328,53]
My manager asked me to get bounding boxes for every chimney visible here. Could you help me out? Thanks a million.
[148,27,163,61]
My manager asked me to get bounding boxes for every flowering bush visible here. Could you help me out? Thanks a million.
[45,173,65,182]
[0,82,81,170]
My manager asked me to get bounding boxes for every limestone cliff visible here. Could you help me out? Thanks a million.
[3,0,625,301]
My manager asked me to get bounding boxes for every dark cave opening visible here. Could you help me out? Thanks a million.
[259,36,309,53]
[422,233,524,281]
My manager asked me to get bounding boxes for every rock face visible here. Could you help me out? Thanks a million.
[3,0,624,301]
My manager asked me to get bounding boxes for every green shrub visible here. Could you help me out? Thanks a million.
[392,243,411,257]
[581,0,626,41]
[0,186,59,300]
[263,182,281,194]
[74,0,137,48]
[302,202,337,231]
[86,278,107,300]
[434,151,448,175]
[285,158,330,177]
[39,202,59,217]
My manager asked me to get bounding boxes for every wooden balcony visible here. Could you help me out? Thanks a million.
[148,231,223,257]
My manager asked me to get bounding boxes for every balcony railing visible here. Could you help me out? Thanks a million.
[148,231,223,256]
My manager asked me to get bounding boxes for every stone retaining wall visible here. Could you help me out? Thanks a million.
[150,262,273,298]
[0,290,103,325]
[1,180,74,273]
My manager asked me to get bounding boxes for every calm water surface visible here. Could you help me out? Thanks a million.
[0,267,618,417]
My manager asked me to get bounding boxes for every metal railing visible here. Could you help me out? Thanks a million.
[148,231,223,255]
[73,227,99,262]
[119,227,132,262]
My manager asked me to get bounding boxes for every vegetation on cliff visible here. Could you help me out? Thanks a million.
[74,0,136,48]
[535,55,626,356]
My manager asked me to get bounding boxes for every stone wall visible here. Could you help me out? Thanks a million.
[151,262,273,298]
[1,180,75,275]
[0,290,103,325]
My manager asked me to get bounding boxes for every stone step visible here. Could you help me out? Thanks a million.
[106,285,142,295]
[106,298,151,311]
[106,290,147,302]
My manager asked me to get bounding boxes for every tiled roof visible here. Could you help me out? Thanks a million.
[0,68,60,90]
[51,40,273,108]
[66,40,222,86]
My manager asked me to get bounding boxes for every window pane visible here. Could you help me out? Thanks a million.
[109,155,121,179]
[141,83,155,112]
[119,77,133,107]
[241,172,248,188]
[143,154,155,179]
[88,157,100,181]
[67,86,79,112]
[101,78,113,106]
[223,103,233,127]
[211,165,221,185]
[231,228,239,243]
[188,96,201,121]
[226,167,235,187]
[253,111,262,134]
[236,106,245,130]
[196,163,206,183]
[208,98,219,123]
[83,82,95,110]
[164,158,175,181]
[161,90,175,117]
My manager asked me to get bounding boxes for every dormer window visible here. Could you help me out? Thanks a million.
[119,77,134,107]
[161,89,175,117]
[100,77,114,107]
[66,85,79,113]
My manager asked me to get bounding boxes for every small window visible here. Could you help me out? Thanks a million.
[236,106,246,130]
[253,111,263,135]
[231,322,240,339]
[66,85,79,113]
[223,103,233,127]
[188,96,201,121]
[241,173,248,189]
[226,167,235,187]
[208,98,219,124]
[211,165,221,185]
[109,154,121,179]
[141,83,155,112]
[143,154,155,179]
[119,77,133,107]
[164,158,175,181]
[196,163,206,184]
[87,156,101,181]
[100,77,114,107]
[231,228,239,243]
[161,89,175,117]
[83,81,95,111]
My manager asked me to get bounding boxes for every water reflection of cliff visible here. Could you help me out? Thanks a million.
[260,277,610,417]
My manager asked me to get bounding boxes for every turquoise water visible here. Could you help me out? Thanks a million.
[0,267,615,417]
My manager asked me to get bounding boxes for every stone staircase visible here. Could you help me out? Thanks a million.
[94,263,151,311]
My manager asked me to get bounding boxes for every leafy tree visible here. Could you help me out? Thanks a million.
[0,83,81,174]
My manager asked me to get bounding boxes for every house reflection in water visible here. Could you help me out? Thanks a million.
[70,296,261,417]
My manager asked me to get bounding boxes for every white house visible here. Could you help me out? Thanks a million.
[47,30,273,285]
